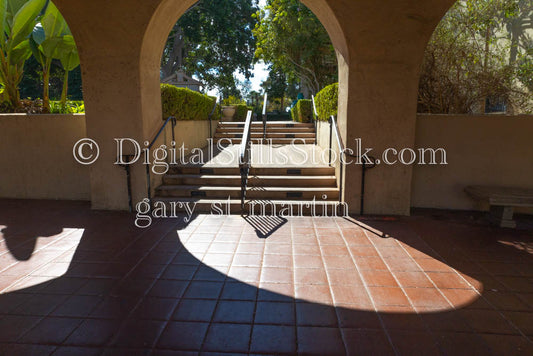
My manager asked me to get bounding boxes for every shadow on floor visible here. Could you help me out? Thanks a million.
[0,199,532,355]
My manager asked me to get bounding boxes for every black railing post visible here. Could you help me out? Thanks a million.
[262,93,268,141]
[146,163,152,206]
[329,116,347,204]
[208,98,218,139]
[171,117,177,143]
[312,95,318,146]
[119,154,134,212]
[360,156,377,215]
[144,115,176,208]
[329,117,333,166]
[239,111,254,213]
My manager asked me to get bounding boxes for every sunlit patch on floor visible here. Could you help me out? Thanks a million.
[0,228,84,293]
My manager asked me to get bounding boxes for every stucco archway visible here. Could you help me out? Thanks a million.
[50,0,460,214]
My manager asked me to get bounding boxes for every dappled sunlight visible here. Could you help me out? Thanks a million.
[0,200,531,354]
[0,228,84,293]
[178,213,483,314]
[499,240,533,255]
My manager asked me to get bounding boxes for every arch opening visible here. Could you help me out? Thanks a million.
[1,0,83,114]
[141,0,349,128]
[417,0,533,115]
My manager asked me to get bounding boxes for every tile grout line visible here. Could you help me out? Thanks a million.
[396,223,533,345]
[100,217,204,353]
[147,214,217,354]
[291,218,301,355]
[193,216,240,353]
[0,228,80,293]
[246,217,267,354]
[317,218,347,355]
[13,220,180,354]
[333,217,400,356]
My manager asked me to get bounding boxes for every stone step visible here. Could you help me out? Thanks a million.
[155,185,339,200]
[168,166,335,176]
[153,197,346,215]
[162,174,337,187]
[215,138,316,145]
[218,121,314,128]
[217,127,315,133]
[215,133,316,139]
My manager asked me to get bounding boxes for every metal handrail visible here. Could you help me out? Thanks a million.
[239,110,254,212]
[145,116,177,205]
[207,97,219,139]
[329,114,377,214]
[262,93,268,140]
[329,115,345,203]
[311,95,318,144]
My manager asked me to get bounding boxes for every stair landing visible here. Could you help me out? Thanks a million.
[181,143,330,168]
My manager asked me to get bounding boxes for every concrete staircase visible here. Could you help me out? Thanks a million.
[214,121,316,145]
[154,121,340,214]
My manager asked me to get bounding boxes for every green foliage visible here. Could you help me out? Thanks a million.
[263,66,287,100]
[30,1,80,111]
[253,0,337,94]
[161,0,259,97]
[0,0,81,111]
[209,96,222,120]
[19,55,82,101]
[418,0,533,114]
[0,0,46,109]
[222,95,245,106]
[161,84,217,121]
[291,99,312,123]
[50,100,84,114]
[0,97,84,114]
[233,104,253,121]
[315,83,338,121]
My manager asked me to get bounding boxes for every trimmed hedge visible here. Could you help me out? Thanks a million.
[161,84,219,121]
[315,83,338,121]
[233,104,253,122]
[291,99,313,123]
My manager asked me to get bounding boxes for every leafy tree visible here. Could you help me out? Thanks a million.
[30,1,80,110]
[418,0,533,114]
[253,0,337,96]
[30,1,65,110]
[55,33,79,106]
[0,0,46,109]
[262,66,287,109]
[161,0,259,98]
[19,53,82,101]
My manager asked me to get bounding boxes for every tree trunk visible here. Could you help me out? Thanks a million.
[161,27,185,78]
[61,69,69,107]
[509,20,520,65]
[43,60,52,113]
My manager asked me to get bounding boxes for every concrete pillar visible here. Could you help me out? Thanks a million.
[54,0,163,210]
[324,0,454,215]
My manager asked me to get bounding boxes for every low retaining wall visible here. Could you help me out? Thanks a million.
[0,114,219,203]
[0,114,90,200]
[411,114,533,213]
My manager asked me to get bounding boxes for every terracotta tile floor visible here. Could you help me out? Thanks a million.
[0,199,532,355]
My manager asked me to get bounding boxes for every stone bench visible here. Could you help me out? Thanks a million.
[465,186,533,228]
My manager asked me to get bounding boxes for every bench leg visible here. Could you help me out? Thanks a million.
[489,205,516,228]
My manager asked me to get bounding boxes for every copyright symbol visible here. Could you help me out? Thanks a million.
[73,138,100,165]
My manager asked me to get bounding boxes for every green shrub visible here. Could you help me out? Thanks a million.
[233,104,253,121]
[291,99,312,123]
[222,95,245,106]
[161,84,216,121]
[50,100,85,114]
[209,96,222,120]
[315,83,338,121]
